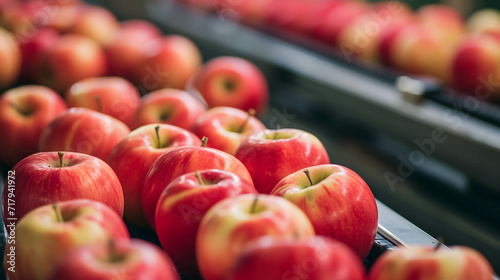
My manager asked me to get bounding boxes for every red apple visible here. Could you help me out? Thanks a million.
[65,5,120,46]
[39,107,131,161]
[3,199,129,280]
[142,138,254,229]
[228,236,366,280]
[155,169,257,276]
[271,164,378,259]
[311,1,370,46]
[65,76,141,128]
[35,34,107,93]
[451,34,500,99]
[133,88,206,130]
[192,107,266,155]
[105,20,162,80]
[107,124,202,227]
[0,85,67,167]
[368,245,495,280]
[196,194,315,280]
[235,128,330,194]
[192,56,269,117]
[48,239,179,280]
[417,4,465,46]
[2,151,124,223]
[0,26,20,89]
[17,27,58,82]
[135,35,202,91]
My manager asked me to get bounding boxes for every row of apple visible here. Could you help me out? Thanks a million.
[182,0,500,101]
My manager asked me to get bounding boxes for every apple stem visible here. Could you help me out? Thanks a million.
[58,152,64,167]
[52,204,64,222]
[201,137,208,147]
[250,195,259,214]
[155,125,161,149]
[237,109,256,133]
[195,171,205,185]
[274,125,281,140]
[303,169,314,186]
[108,239,121,262]
[94,96,102,113]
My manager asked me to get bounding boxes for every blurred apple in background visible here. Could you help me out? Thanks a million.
[105,19,162,81]
[192,107,266,155]
[467,9,500,34]
[133,88,206,130]
[108,124,201,227]
[272,164,378,259]
[135,35,202,91]
[39,108,130,161]
[142,138,253,229]
[17,27,58,82]
[65,5,119,46]
[3,151,124,222]
[0,85,66,167]
[65,76,141,128]
[4,199,129,280]
[451,34,500,100]
[235,128,330,194]
[35,34,107,93]
[155,169,257,277]
[196,194,315,280]
[48,239,179,280]
[417,4,465,45]
[228,236,366,280]
[368,245,495,280]
[311,1,369,46]
[192,56,269,117]
[0,27,20,89]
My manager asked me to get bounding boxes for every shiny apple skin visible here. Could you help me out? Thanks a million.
[196,194,315,280]
[192,106,266,155]
[133,88,206,130]
[155,169,257,276]
[39,107,131,161]
[368,246,495,280]
[48,239,179,280]
[4,199,129,280]
[142,146,253,229]
[235,128,330,194]
[2,151,124,222]
[272,164,378,259]
[228,236,366,280]
[0,85,67,167]
[108,124,201,227]
[65,76,141,128]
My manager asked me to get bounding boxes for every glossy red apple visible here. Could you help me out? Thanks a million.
[2,151,124,223]
[155,169,257,276]
[368,245,495,280]
[3,199,129,280]
[17,27,58,82]
[48,239,179,280]
[142,138,253,229]
[35,34,107,93]
[133,88,206,130]
[107,124,201,227]
[192,56,269,116]
[196,194,315,280]
[39,108,131,161]
[228,236,366,280]
[192,107,266,155]
[272,164,378,259]
[65,76,141,128]
[235,128,330,194]
[0,85,67,167]
[135,35,202,91]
